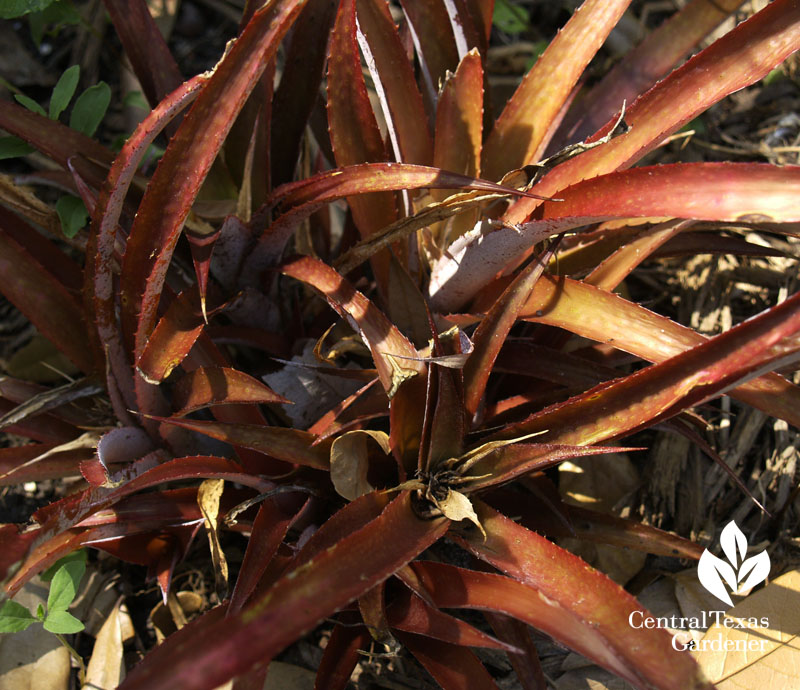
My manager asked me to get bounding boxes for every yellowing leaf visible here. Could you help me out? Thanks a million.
[198,479,228,599]
[330,430,390,500]
[82,600,131,690]
[693,568,800,689]
[436,489,485,538]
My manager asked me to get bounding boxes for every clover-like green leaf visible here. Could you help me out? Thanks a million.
[14,94,46,117]
[46,560,85,613]
[0,600,37,633]
[43,609,84,634]
[0,135,35,160]
[55,194,88,238]
[69,82,111,136]
[0,0,55,19]
[41,549,87,582]
[49,64,80,119]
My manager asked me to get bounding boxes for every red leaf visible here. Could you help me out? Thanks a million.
[511,275,800,429]
[435,50,483,180]
[119,0,308,359]
[271,0,337,187]
[251,163,528,265]
[87,74,206,414]
[387,589,516,651]
[228,494,308,614]
[0,100,114,173]
[463,241,558,417]
[497,281,800,445]
[103,0,183,108]
[281,256,423,395]
[561,0,748,144]
[481,0,631,182]
[173,366,289,415]
[504,0,800,227]
[431,162,800,310]
[410,555,708,690]
[326,0,396,284]
[119,493,448,690]
[315,624,370,690]
[0,216,92,372]
[356,0,432,166]
[5,455,270,596]
[136,288,225,385]
[146,417,330,470]
[399,633,500,690]
[395,0,459,107]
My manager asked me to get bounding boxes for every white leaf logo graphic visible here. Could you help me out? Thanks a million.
[697,520,770,606]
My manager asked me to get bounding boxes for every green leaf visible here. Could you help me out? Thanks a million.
[69,82,111,136]
[123,90,149,110]
[41,549,87,583]
[0,0,56,19]
[14,94,47,117]
[0,136,35,160]
[493,0,529,34]
[55,195,89,238]
[27,0,82,47]
[36,603,45,620]
[46,561,85,612]
[43,609,84,634]
[49,64,80,119]
[0,600,37,633]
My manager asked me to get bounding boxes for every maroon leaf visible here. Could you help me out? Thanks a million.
[431,162,800,310]
[481,0,632,182]
[399,633,500,690]
[119,0,308,360]
[271,0,337,187]
[504,0,800,227]
[561,0,748,144]
[228,494,308,614]
[136,288,226,385]
[5,455,271,596]
[511,275,800,429]
[281,256,424,395]
[102,0,183,108]
[146,417,330,470]
[434,50,483,179]
[326,0,396,285]
[87,74,206,414]
[315,624,370,690]
[0,215,93,373]
[356,0,433,166]
[252,163,531,266]
[395,0,459,107]
[173,366,289,415]
[119,493,449,690]
[463,241,558,417]
[497,284,800,445]
[387,589,516,652]
[409,554,709,690]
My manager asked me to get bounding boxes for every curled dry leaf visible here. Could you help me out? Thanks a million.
[197,479,229,599]
[435,489,485,538]
[330,430,390,500]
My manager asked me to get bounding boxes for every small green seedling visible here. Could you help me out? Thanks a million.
[0,550,87,680]
[0,63,108,237]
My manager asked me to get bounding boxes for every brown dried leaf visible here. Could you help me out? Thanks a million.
[197,479,228,599]
[82,599,132,690]
[693,568,800,688]
[330,430,390,500]
[435,490,485,538]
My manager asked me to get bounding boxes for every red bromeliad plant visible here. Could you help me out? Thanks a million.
[1,0,799,688]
